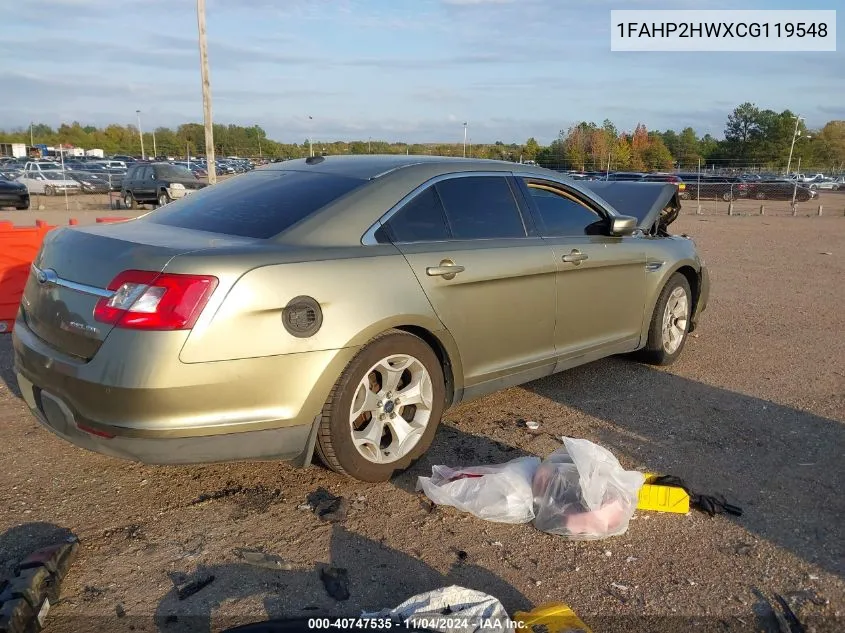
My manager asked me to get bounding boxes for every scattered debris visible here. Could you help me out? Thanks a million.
[820,251,832,255]
[525,421,540,431]
[604,550,613,557]
[534,580,542,587]
[297,503,312,511]
[491,541,503,548]
[625,556,638,563]
[319,566,350,601]
[611,582,629,591]
[0,536,79,633]
[233,548,294,571]
[124,524,143,540]
[456,550,469,562]
[176,574,215,601]
[189,483,283,514]
[115,603,126,618]
[306,488,349,523]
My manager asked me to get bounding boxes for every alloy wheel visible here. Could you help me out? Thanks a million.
[348,354,433,464]
[662,286,689,355]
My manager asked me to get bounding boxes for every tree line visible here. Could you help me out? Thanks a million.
[2,103,843,173]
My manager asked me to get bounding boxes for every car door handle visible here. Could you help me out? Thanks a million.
[426,263,465,278]
[562,250,588,264]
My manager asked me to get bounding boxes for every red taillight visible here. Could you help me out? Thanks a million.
[94,270,218,331]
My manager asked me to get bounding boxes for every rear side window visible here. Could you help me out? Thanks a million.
[435,176,526,239]
[381,185,450,243]
[146,170,365,239]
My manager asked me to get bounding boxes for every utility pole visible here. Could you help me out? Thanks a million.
[463,122,467,158]
[786,115,802,176]
[30,122,34,147]
[197,0,217,184]
[152,130,158,158]
[136,110,145,159]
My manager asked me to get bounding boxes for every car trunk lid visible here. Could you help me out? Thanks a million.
[20,221,251,360]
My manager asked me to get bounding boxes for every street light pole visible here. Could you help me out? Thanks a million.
[152,130,157,158]
[786,115,803,176]
[136,110,145,159]
[197,0,217,184]
[30,122,34,148]
[463,122,467,158]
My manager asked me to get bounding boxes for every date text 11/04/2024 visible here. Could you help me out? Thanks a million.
[306,618,529,629]
[616,22,829,38]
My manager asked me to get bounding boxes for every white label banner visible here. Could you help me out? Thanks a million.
[611,10,836,52]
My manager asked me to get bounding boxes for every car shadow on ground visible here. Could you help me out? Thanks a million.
[520,356,844,578]
[152,523,530,633]
[0,330,21,398]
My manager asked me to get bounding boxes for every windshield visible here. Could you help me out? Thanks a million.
[37,163,61,170]
[155,165,196,180]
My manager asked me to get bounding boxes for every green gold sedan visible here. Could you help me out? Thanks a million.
[12,155,708,482]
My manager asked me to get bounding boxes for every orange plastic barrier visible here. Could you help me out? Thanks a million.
[0,218,127,333]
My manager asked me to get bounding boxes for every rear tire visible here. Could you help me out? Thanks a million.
[157,191,171,207]
[315,330,446,482]
[635,273,692,366]
[755,191,767,200]
[123,191,138,209]
[721,191,733,202]
[44,186,55,196]
[16,201,30,210]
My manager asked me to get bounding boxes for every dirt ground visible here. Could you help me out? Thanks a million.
[0,211,843,632]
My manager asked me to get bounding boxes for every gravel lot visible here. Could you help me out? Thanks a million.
[0,212,843,632]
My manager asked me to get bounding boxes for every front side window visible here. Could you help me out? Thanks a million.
[521,180,604,237]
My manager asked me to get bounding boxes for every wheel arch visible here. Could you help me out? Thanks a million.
[640,260,701,343]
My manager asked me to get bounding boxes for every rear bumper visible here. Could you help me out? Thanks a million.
[16,371,315,465]
[12,318,359,465]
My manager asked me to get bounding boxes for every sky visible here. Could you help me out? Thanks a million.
[0,0,841,145]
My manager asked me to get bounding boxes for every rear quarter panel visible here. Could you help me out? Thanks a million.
[176,245,451,366]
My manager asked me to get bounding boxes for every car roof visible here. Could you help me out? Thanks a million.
[256,154,536,181]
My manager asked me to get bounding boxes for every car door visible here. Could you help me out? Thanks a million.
[135,165,156,201]
[514,177,647,363]
[19,167,43,193]
[375,173,558,395]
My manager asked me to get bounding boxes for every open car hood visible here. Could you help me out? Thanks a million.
[581,181,681,233]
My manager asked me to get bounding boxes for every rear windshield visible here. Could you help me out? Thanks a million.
[145,169,366,239]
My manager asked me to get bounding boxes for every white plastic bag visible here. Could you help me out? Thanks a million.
[362,585,512,633]
[532,437,646,540]
[416,456,540,523]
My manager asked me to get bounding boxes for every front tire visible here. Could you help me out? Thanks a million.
[636,273,692,366]
[123,191,138,209]
[315,330,446,482]
[157,191,171,207]
[16,200,30,210]
[721,191,733,202]
[44,186,55,196]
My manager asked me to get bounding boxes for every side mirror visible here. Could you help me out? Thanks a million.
[609,215,638,236]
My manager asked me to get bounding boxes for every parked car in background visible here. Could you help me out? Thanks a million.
[65,171,111,194]
[641,173,687,197]
[16,171,81,195]
[604,171,645,181]
[22,161,62,175]
[0,174,30,209]
[121,161,207,207]
[12,156,708,482]
[746,179,816,201]
[681,175,749,201]
[809,177,843,191]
